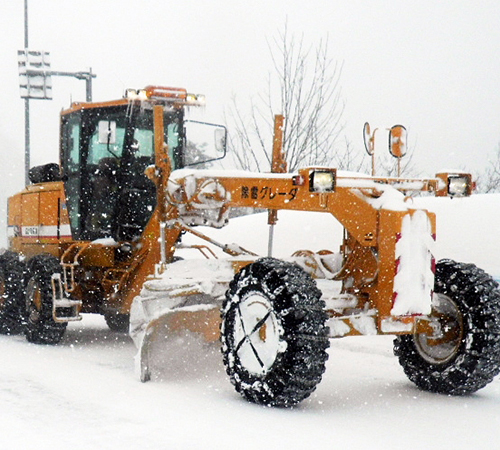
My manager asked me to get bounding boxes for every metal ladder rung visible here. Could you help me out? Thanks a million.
[51,273,82,322]
[54,298,82,308]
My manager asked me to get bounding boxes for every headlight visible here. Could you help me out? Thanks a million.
[186,93,206,106]
[448,175,470,197]
[435,172,473,197]
[310,170,336,192]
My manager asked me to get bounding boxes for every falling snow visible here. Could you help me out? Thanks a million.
[1,195,500,448]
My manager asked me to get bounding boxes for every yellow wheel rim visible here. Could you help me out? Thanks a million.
[32,284,43,311]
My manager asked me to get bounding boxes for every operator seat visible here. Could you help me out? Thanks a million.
[85,157,119,240]
[114,155,156,242]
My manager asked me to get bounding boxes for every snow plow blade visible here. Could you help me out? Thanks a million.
[137,305,221,382]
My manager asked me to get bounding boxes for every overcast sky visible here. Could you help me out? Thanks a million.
[1,0,500,201]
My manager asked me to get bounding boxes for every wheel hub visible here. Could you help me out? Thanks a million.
[233,292,284,376]
[414,293,463,364]
[26,279,43,323]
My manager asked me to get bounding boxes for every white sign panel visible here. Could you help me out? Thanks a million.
[18,50,52,100]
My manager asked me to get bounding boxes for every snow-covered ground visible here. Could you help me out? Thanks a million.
[1,194,500,449]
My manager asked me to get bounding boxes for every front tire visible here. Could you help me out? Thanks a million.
[25,254,67,345]
[394,259,500,395]
[0,251,27,334]
[221,258,330,407]
[104,312,130,332]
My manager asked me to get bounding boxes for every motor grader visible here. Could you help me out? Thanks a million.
[2,87,500,408]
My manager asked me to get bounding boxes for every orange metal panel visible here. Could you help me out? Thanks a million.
[21,192,39,227]
[7,193,21,227]
[119,210,166,314]
[39,190,60,227]
[9,182,71,257]
[185,173,378,247]
[61,98,129,116]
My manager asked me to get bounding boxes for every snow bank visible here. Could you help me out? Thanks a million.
[2,193,500,449]
[202,193,500,277]
[413,193,500,277]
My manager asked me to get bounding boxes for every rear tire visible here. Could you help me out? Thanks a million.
[0,251,26,334]
[104,312,130,332]
[25,254,67,345]
[394,259,500,395]
[221,258,330,407]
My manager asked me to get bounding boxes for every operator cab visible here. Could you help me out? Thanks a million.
[61,102,183,242]
[59,86,226,244]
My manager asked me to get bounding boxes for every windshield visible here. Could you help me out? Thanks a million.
[61,105,183,241]
[87,113,155,165]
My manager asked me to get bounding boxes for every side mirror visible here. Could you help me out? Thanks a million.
[388,125,407,158]
[214,127,227,154]
[98,120,116,145]
[363,122,374,156]
[184,120,227,167]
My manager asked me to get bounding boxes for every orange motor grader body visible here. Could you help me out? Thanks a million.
[3,86,499,409]
[2,87,473,339]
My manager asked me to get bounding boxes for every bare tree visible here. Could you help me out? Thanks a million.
[226,24,348,172]
[376,145,418,178]
[477,143,500,193]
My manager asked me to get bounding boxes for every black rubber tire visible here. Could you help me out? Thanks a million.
[394,259,500,395]
[221,258,330,407]
[0,251,27,334]
[25,254,67,345]
[104,312,130,333]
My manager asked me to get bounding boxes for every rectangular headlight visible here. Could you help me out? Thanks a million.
[186,93,206,106]
[310,170,336,192]
[448,175,470,197]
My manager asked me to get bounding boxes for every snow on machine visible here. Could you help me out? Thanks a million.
[2,86,500,407]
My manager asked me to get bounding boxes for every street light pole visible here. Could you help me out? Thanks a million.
[20,1,96,185]
[44,69,96,102]
[24,0,30,186]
